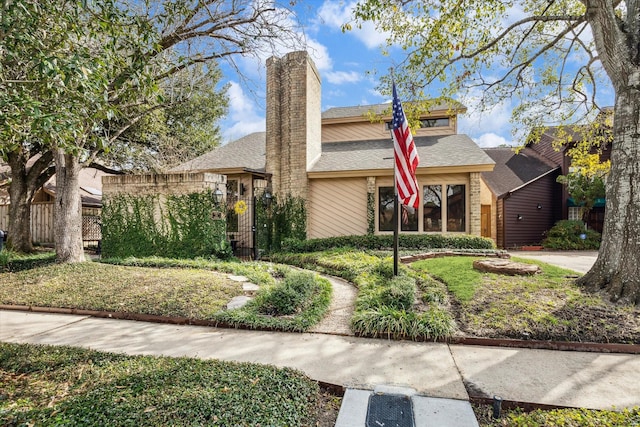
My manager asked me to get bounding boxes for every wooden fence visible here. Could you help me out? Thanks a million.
[0,203,101,245]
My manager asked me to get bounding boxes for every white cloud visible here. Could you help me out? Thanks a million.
[306,38,333,71]
[222,82,265,143]
[473,132,513,148]
[324,70,362,84]
[316,0,388,49]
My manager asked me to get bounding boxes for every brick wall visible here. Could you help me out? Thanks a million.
[469,172,481,236]
[265,51,321,200]
[102,173,226,197]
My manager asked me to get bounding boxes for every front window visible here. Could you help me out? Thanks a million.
[447,184,465,232]
[378,187,395,231]
[379,187,420,231]
[379,183,466,233]
[423,185,442,232]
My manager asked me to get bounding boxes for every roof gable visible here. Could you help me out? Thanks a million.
[482,147,558,197]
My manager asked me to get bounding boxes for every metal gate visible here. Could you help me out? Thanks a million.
[227,197,256,260]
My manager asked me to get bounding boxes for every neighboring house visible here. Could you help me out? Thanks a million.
[0,166,109,245]
[480,117,612,248]
[480,147,561,248]
[527,125,611,233]
[173,51,495,253]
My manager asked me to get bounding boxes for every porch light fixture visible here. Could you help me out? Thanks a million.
[537,203,543,209]
[262,190,273,208]
[212,188,224,206]
[517,214,524,221]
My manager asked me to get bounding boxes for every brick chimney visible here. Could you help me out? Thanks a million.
[265,51,321,199]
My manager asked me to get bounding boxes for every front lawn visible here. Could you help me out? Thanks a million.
[0,342,329,426]
[0,255,331,333]
[412,256,640,343]
[273,250,640,344]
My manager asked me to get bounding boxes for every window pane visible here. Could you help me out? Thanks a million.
[447,185,465,232]
[420,118,449,128]
[401,205,418,231]
[423,185,442,232]
[379,187,395,231]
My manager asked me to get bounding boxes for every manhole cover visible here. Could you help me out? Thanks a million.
[366,393,414,427]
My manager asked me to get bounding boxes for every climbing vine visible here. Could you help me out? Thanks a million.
[101,190,229,259]
[367,191,375,235]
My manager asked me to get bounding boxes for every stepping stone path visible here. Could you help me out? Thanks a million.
[226,275,259,310]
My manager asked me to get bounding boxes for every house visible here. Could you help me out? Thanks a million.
[0,165,109,245]
[173,51,495,253]
[480,117,612,249]
[526,125,611,233]
[480,147,561,248]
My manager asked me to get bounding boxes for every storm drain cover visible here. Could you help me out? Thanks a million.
[366,393,414,427]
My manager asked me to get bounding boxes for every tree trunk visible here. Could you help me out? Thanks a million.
[5,150,55,253]
[577,88,640,304]
[53,149,85,263]
[7,169,35,253]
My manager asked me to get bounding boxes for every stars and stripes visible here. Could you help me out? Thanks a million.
[391,83,420,209]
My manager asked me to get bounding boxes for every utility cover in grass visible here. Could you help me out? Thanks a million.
[366,393,414,427]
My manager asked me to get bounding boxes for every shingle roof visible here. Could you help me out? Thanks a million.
[171,132,493,175]
[170,132,266,172]
[481,147,559,198]
[322,100,466,120]
[309,134,494,173]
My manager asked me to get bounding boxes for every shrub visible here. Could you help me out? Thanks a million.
[543,220,601,250]
[0,251,56,272]
[379,275,416,310]
[257,271,318,316]
[280,234,494,253]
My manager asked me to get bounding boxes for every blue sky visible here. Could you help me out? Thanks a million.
[217,1,613,148]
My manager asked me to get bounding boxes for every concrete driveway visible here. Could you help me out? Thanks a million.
[509,250,598,274]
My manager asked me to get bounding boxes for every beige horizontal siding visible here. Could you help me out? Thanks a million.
[322,121,456,143]
[308,178,368,238]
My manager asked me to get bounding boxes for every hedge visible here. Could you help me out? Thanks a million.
[280,234,494,253]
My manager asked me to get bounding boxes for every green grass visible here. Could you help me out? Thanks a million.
[0,342,323,426]
[0,255,331,332]
[213,270,333,332]
[272,251,457,340]
[411,256,640,343]
[412,257,484,302]
[475,405,640,426]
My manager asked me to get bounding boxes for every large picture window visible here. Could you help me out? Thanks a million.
[447,184,465,232]
[379,183,466,233]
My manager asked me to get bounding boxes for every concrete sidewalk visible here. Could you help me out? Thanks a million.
[2,309,639,413]
[510,250,598,274]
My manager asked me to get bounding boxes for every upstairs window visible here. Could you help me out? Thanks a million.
[420,118,449,128]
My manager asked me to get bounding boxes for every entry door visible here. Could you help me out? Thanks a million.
[481,204,492,238]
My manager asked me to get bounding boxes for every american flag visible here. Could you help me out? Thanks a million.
[391,83,420,209]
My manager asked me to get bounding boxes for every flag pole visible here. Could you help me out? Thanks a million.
[390,77,420,277]
[391,72,399,276]
[393,185,399,276]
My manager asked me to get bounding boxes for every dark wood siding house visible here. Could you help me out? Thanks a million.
[527,125,612,233]
[481,148,561,248]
